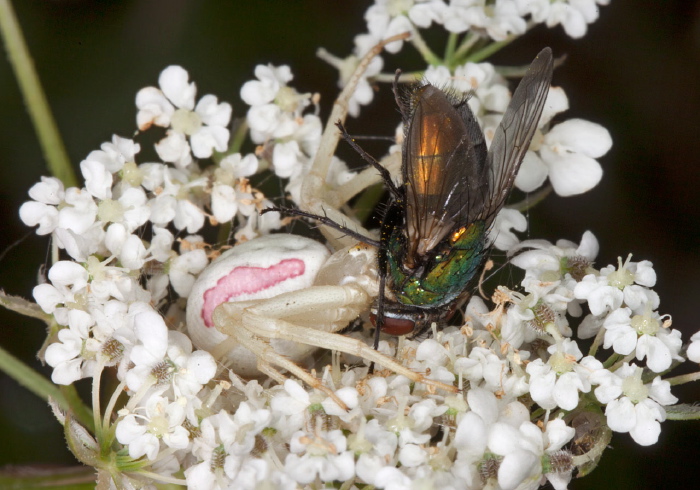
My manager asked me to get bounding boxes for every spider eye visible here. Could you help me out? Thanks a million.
[370,313,415,336]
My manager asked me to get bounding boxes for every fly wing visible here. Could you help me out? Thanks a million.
[402,85,489,263]
[480,47,554,226]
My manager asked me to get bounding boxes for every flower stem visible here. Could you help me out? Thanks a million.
[0,343,93,430]
[410,28,442,66]
[588,322,607,358]
[0,0,78,187]
[467,36,515,63]
[444,32,458,63]
[665,371,700,386]
[452,32,478,63]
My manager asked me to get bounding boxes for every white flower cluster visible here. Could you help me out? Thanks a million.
[364,0,610,43]
[240,64,355,204]
[318,0,609,117]
[13,1,700,489]
[20,64,312,393]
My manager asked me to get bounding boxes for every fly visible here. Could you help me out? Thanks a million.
[265,47,554,346]
[374,48,554,338]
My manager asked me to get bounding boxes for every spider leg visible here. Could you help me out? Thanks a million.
[244,312,457,394]
[335,120,401,198]
[225,318,350,410]
[300,32,410,248]
[261,206,380,248]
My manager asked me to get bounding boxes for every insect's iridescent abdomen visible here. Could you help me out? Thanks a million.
[387,220,486,307]
[406,85,477,202]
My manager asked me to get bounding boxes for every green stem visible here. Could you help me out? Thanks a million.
[409,28,442,66]
[467,36,515,63]
[61,384,95,433]
[665,370,700,386]
[509,184,553,212]
[607,352,635,372]
[230,119,249,154]
[587,321,607,358]
[444,32,458,64]
[0,0,78,187]
[373,71,424,83]
[602,352,622,370]
[0,343,93,430]
[452,32,478,63]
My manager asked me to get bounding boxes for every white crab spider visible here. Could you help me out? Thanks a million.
[187,234,456,407]
[186,33,457,407]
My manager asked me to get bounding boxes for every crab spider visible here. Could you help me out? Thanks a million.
[187,234,457,408]
[187,33,457,408]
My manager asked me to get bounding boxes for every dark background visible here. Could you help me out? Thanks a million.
[1,1,698,488]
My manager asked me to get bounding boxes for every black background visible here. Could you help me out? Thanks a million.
[1,1,699,488]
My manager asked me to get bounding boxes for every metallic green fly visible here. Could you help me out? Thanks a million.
[373,48,555,338]
[267,47,554,344]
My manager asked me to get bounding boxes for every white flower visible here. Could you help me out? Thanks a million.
[173,199,206,233]
[124,309,169,389]
[58,188,100,235]
[33,261,89,316]
[538,119,612,196]
[688,331,700,363]
[441,0,527,41]
[104,225,147,270]
[270,380,312,440]
[591,363,677,446]
[602,306,681,372]
[364,1,414,53]
[86,135,140,174]
[116,395,189,460]
[515,87,570,192]
[99,187,151,233]
[526,339,592,410]
[516,0,609,38]
[492,208,528,251]
[240,64,293,106]
[317,45,383,117]
[44,321,89,384]
[221,152,259,177]
[169,247,208,298]
[285,429,355,484]
[575,256,660,317]
[241,64,307,141]
[353,419,399,485]
[80,159,112,200]
[123,310,216,397]
[136,65,232,164]
[187,410,273,489]
[574,274,623,316]
[19,176,64,235]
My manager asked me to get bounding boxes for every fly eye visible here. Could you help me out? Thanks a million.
[370,313,415,336]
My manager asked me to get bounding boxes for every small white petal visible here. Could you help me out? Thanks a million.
[159,65,196,110]
[542,149,603,196]
[515,151,548,192]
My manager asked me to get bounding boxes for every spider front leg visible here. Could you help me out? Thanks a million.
[212,284,458,401]
[212,284,371,409]
[298,32,409,249]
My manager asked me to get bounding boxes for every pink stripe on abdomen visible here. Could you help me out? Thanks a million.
[201,259,306,327]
